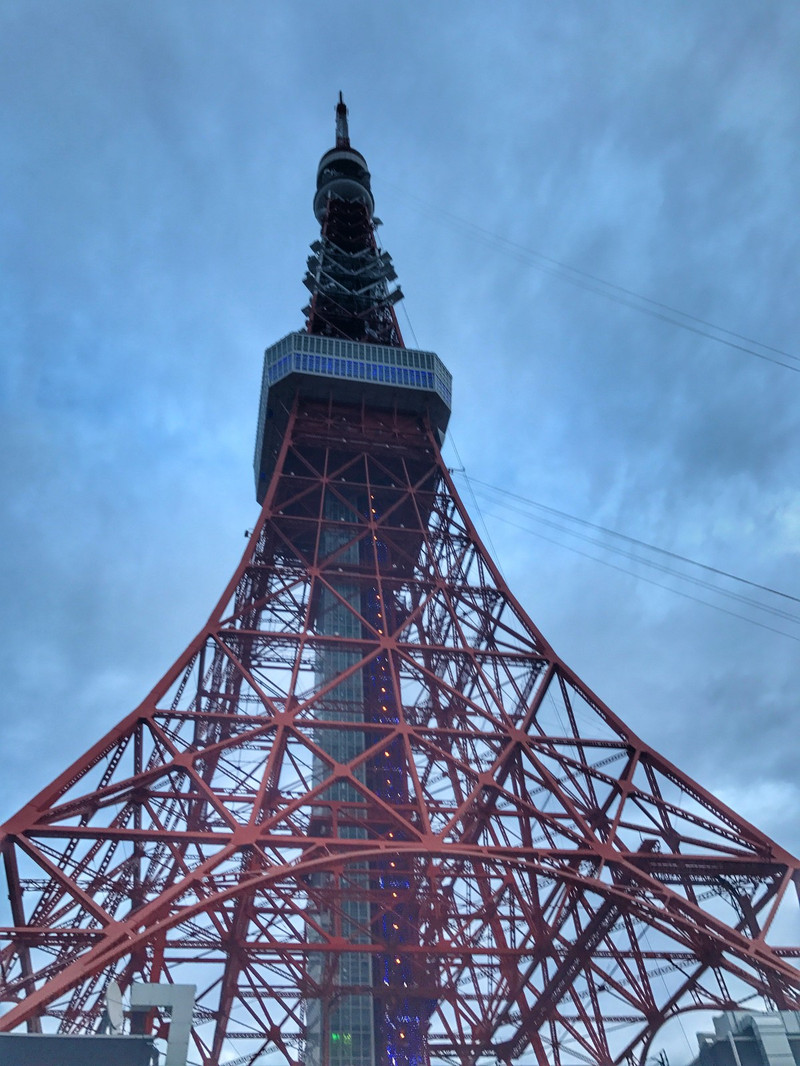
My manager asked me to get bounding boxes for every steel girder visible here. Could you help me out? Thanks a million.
[1,398,799,1066]
[304,198,403,346]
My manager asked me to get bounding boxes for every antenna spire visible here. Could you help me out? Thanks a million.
[306,96,404,346]
[335,90,350,147]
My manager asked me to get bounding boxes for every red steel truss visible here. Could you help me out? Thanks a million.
[1,398,799,1066]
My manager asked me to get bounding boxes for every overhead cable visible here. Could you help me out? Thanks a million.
[465,475,800,607]
[453,473,800,640]
[382,183,800,374]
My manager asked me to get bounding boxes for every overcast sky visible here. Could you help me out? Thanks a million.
[2,3,799,1053]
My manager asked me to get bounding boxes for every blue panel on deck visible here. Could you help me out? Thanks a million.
[253,331,452,502]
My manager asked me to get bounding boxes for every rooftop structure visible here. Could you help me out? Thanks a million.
[693,1012,800,1066]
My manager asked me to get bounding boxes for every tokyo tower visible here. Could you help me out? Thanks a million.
[1,96,799,1066]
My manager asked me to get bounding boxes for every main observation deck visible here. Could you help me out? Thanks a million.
[254,331,452,501]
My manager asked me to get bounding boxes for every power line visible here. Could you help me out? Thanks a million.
[448,436,506,579]
[382,183,800,375]
[453,473,800,639]
[476,505,800,644]
[465,475,800,607]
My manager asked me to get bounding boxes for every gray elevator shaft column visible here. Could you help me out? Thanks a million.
[305,489,376,1066]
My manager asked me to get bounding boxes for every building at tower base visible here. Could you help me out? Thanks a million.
[693,1013,800,1066]
[0,1032,158,1065]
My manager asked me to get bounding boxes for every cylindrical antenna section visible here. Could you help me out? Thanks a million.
[336,91,350,147]
[314,95,374,222]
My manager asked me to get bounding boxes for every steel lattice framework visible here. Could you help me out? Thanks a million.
[1,97,799,1066]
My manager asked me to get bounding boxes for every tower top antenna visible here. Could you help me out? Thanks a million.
[335,91,350,147]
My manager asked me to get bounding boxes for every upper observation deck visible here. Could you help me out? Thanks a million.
[253,332,452,498]
[253,331,452,500]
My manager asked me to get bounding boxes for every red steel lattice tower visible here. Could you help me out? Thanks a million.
[1,97,800,1066]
